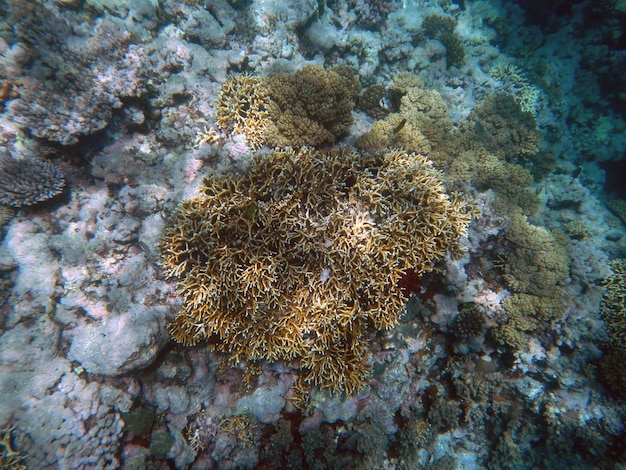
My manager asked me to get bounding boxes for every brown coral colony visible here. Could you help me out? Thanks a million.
[161,145,472,394]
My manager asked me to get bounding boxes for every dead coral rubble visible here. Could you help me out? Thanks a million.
[160,147,472,394]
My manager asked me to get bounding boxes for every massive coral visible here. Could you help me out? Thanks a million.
[160,147,472,394]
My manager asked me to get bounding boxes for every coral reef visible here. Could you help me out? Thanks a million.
[351,0,395,30]
[5,2,147,145]
[214,74,271,150]
[421,15,465,68]
[0,0,624,467]
[0,157,65,207]
[263,65,360,148]
[160,147,472,394]
[601,259,626,349]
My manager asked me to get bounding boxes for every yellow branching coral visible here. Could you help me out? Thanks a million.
[160,147,472,394]
[202,66,360,150]
[489,63,541,116]
[212,74,271,150]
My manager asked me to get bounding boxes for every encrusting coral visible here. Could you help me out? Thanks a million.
[160,147,472,394]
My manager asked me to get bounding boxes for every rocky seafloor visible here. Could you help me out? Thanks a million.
[0,0,625,468]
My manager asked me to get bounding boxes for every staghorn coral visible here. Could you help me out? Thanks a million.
[160,147,472,394]
[213,74,271,150]
[0,157,65,207]
[263,65,360,148]
[204,65,360,150]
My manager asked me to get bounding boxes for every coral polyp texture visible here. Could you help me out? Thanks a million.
[601,259,626,349]
[263,65,360,148]
[160,147,472,394]
[0,156,65,207]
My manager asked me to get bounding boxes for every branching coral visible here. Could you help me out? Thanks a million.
[489,64,541,117]
[351,0,395,30]
[263,65,360,148]
[213,74,271,150]
[203,65,360,150]
[160,147,472,394]
[0,426,27,470]
[421,15,465,68]
[458,93,541,166]
[492,210,570,349]
[357,73,452,156]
